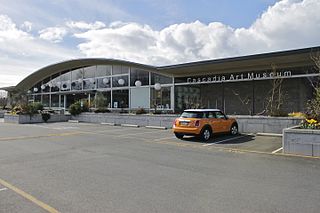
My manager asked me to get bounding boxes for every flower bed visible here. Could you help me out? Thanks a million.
[4,113,71,124]
[283,126,320,157]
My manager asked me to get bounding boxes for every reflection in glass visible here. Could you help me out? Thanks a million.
[151,73,172,85]
[130,69,149,86]
[51,94,59,107]
[112,90,129,108]
[96,65,111,77]
[83,78,96,90]
[42,94,50,107]
[112,65,129,75]
[83,66,96,79]
[150,87,171,109]
[97,77,111,89]
[112,76,128,87]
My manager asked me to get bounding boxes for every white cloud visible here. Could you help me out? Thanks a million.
[74,0,320,65]
[0,15,80,87]
[39,27,67,43]
[20,21,32,32]
[0,14,30,41]
[66,21,106,30]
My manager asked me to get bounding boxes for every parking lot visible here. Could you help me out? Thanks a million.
[0,121,320,213]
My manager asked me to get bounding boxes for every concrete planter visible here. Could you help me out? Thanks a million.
[283,126,320,157]
[72,113,303,134]
[4,113,71,124]
[72,113,176,129]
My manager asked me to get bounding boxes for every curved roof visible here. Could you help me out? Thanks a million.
[14,58,156,92]
[6,45,320,92]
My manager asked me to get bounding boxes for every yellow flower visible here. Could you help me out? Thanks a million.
[306,119,317,124]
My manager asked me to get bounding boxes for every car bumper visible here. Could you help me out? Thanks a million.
[173,126,201,135]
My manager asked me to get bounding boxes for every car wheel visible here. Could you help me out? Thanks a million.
[230,124,238,135]
[200,127,212,142]
[174,133,184,139]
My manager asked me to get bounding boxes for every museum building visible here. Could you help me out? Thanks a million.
[4,46,320,115]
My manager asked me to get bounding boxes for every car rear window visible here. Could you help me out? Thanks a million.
[180,112,204,118]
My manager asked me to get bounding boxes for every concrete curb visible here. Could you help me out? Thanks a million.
[145,126,167,130]
[121,124,139,128]
[101,122,116,126]
[256,132,282,137]
[68,120,79,123]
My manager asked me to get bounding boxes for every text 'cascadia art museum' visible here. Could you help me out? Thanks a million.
[3,46,320,115]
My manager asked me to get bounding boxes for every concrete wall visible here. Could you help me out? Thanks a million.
[283,126,320,157]
[72,113,302,134]
[72,113,176,128]
[4,114,71,124]
[233,116,302,134]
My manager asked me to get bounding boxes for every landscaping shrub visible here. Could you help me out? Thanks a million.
[41,112,51,122]
[135,108,146,114]
[69,102,82,116]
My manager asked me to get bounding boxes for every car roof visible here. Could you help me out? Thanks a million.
[183,109,221,112]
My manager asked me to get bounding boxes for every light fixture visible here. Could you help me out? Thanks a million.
[33,88,38,92]
[135,80,142,87]
[118,78,125,85]
[41,85,46,90]
[48,82,53,87]
[154,83,161,90]
[103,78,109,84]
[27,90,31,94]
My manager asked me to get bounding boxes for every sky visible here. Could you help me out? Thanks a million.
[0,0,320,88]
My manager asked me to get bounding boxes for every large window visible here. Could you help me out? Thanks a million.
[112,90,129,108]
[42,94,50,107]
[97,77,111,89]
[60,71,71,91]
[51,94,59,107]
[130,69,149,86]
[96,65,111,77]
[83,66,96,79]
[150,87,171,109]
[112,76,128,88]
[151,73,172,85]
[113,65,129,75]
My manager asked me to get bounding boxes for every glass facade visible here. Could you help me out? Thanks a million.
[27,64,174,112]
[25,61,315,115]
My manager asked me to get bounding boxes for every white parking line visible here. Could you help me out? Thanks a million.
[203,134,254,147]
[0,187,8,192]
[272,147,283,153]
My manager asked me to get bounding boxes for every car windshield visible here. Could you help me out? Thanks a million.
[180,112,204,118]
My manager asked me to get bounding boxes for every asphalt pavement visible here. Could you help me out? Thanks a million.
[0,122,319,213]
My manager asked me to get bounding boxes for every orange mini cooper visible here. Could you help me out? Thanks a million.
[172,109,238,141]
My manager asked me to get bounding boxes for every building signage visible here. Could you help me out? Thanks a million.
[186,71,292,84]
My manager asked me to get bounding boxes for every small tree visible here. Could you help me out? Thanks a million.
[0,97,7,109]
[265,64,286,116]
[306,50,320,121]
[94,91,107,110]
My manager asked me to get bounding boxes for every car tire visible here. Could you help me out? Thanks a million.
[200,127,212,142]
[230,124,238,135]
[174,133,184,139]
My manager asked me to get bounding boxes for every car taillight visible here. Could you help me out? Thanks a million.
[195,120,200,127]
[173,119,178,127]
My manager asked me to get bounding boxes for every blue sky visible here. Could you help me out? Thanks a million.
[0,0,319,87]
